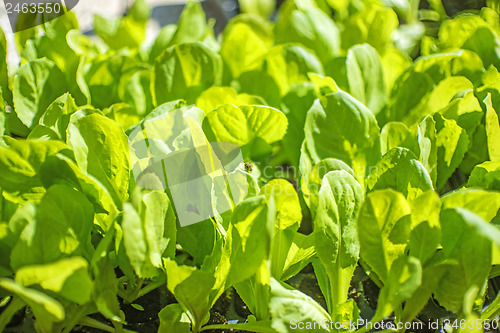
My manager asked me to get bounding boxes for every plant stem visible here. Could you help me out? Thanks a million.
[137,277,167,299]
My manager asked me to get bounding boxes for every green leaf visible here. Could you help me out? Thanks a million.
[158,303,191,333]
[91,228,123,322]
[367,147,434,200]
[40,154,118,232]
[346,44,387,115]
[152,42,222,105]
[15,257,92,304]
[314,170,363,312]
[67,112,130,205]
[239,0,276,18]
[265,44,323,95]
[434,113,470,190]
[82,54,144,110]
[436,208,499,313]
[235,71,281,108]
[374,256,422,320]
[10,185,94,271]
[485,93,500,162]
[120,189,176,279]
[441,189,500,222]
[167,1,208,47]
[281,232,316,281]
[357,189,411,282]
[380,122,420,156]
[163,259,215,331]
[0,278,65,332]
[303,91,381,186]
[275,5,340,63]
[417,116,438,187]
[408,191,441,265]
[268,278,332,333]
[0,138,69,203]
[221,15,273,78]
[467,161,500,191]
[203,104,288,148]
[195,86,243,113]
[13,58,67,131]
[342,5,398,53]
[281,83,315,167]
[0,28,11,106]
[261,179,302,230]
[94,0,150,50]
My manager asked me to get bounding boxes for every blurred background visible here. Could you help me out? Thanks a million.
[0,0,493,66]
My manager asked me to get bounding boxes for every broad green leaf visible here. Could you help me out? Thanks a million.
[0,138,69,203]
[381,48,411,94]
[439,90,483,133]
[434,114,470,190]
[15,257,92,304]
[269,278,332,333]
[367,148,434,200]
[436,208,499,313]
[357,189,411,282]
[40,154,118,232]
[22,11,86,105]
[195,86,244,113]
[221,15,273,78]
[105,103,142,132]
[386,71,434,125]
[219,195,274,290]
[485,93,500,162]
[401,76,474,126]
[417,116,438,186]
[118,69,154,117]
[0,28,11,106]
[441,188,500,222]
[408,191,441,265]
[301,158,357,216]
[275,5,340,63]
[120,189,176,279]
[265,44,323,95]
[314,170,363,312]
[158,304,191,333]
[346,44,387,115]
[281,232,316,281]
[261,179,302,230]
[374,256,422,320]
[10,185,94,271]
[239,0,276,18]
[342,5,398,53]
[235,70,281,108]
[82,53,144,110]
[34,93,78,140]
[304,91,381,185]
[94,0,150,50]
[13,58,67,131]
[467,161,500,191]
[439,14,500,68]
[281,83,315,167]
[163,259,215,331]
[167,1,208,47]
[67,112,130,205]
[150,25,177,63]
[203,104,288,157]
[0,278,64,332]
[380,122,419,156]
[152,42,222,105]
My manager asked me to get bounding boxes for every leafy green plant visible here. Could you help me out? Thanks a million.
[0,0,499,332]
